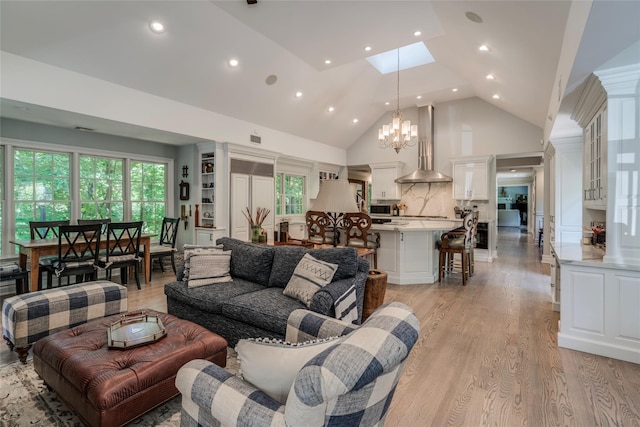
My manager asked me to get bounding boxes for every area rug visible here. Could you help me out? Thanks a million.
[0,349,239,426]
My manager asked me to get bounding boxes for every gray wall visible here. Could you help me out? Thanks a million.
[1,118,179,159]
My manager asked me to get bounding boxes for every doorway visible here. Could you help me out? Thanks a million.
[497,185,529,230]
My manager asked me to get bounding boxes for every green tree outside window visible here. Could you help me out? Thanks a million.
[276,173,304,215]
[13,149,71,244]
[79,156,124,221]
[131,161,166,236]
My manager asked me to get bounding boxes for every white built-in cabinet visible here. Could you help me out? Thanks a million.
[230,173,275,242]
[376,229,440,285]
[194,146,227,245]
[548,138,583,245]
[196,227,226,246]
[451,156,492,200]
[583,102,608,209]
[370,162,403,200]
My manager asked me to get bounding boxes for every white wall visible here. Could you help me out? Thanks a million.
[347,97,544,178]
[1,51,347,167]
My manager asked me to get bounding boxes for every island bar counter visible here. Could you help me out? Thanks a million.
[371,220,461,285]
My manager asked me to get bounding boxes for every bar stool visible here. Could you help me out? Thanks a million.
[437,213,475,285]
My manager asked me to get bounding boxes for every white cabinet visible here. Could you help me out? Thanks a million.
[376,229,440,285]
[583,102,607,209]
[549,139,583,244]
[451,156,491,200]
[196,228,227,246]
[230,172,275,242]
[558,261,640,364]
[370,163,403,201]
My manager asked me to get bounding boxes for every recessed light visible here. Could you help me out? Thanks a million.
[228,58,239,67]
[149,20,165,33]
[510,169,516,172]
[324,59,331,65]
[295,91,303,98]
[452,88,458,92]
[385,101,390,105]
[364,46,372,52]
[416,95,422,99]
[479,45,490,52]
[414,30,422,36]
[486,74,495,80]
[352,118,359,124]
[465,11,483,24]
[328,106,335,112]
[492,94,500,99]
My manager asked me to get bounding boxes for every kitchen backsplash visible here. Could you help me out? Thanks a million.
[398,183,457,217]
[397,183,490,219]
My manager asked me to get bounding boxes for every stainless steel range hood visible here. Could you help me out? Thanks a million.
[395,105,452,183]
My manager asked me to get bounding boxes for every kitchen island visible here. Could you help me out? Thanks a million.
[371,219,461,285]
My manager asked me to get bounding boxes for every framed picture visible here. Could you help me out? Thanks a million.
[179,181,190,200]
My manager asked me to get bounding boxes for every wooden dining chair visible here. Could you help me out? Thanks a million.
[342,212,380,269]
[78,218,111,234]
[41,223,102,288]
[99,221,143,289]
[305,210,335,245]
[145,217,180,279]
[29,220,70,289]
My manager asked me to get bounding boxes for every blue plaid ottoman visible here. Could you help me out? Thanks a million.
[2,280,128,363]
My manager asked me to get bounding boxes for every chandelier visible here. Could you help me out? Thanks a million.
[378,48,418,153]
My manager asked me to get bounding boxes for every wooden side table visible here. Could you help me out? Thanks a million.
[362,269,387,322]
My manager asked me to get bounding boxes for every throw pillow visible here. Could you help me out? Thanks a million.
[182,244,224,280]
[236,336,342,404]
[187,252,232,288]
[283,253,338,307]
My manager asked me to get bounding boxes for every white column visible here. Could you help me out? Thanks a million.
[595,64,640,266]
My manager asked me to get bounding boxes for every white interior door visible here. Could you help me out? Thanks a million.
[231,173,250,241]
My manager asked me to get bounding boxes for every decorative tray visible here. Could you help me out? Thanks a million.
[107,311,167,349]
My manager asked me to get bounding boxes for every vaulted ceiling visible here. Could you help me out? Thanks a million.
[0,1,636,150]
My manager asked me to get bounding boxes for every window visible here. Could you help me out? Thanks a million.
[276,173,305,215]
[130,161,166,235]
[79,155,124,221]
[13,149,71,242]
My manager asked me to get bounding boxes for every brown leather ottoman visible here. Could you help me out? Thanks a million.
[33,309,227,427]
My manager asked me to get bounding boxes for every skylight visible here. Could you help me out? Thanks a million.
[366,42,435,74]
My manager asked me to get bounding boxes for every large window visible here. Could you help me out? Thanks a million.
[276,173,305,215]
[79,155,124,221]
[13,149,71,242]
[0,143,172,258]
[131,161,166,235]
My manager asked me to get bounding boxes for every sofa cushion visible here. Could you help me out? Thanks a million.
[216,238,275,287]
[236,336,342,404]
[164,279,264,314]
[221,287,307,335]
[283,254,338,307]
[187,252,232,288]
[307,247,358,281]
[268,246,307,288]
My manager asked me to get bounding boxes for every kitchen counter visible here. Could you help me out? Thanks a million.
[551,240,640,364]
[371,219,461,232]
[552,241,638,271]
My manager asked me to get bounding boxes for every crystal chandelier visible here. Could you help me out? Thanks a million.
[378,49,418,153]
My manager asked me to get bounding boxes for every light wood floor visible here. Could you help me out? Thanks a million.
[2,229,639,426]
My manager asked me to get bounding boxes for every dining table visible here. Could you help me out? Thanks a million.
[10,233,156,292]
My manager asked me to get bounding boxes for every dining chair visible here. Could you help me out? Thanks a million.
[437,212,475,286]
[29,220,70,289]
[342,212,380,269]
[78,218,111,234]
[145,217,180,280]
[41,223,102,288]
[305,210,336,245]
[99,221,143,289]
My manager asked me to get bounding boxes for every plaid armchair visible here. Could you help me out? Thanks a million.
[175,302,419,427]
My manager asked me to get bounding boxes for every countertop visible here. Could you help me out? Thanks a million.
[371,219,461,232]
[552,241,640,271]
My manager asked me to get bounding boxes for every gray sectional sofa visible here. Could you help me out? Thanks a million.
[164,237,369,346]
